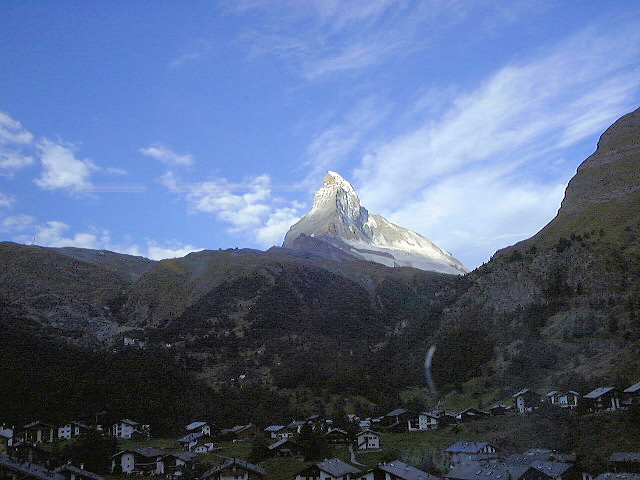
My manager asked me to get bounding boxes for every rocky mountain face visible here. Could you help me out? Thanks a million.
[436,107,640,384]
[283,171,468,275]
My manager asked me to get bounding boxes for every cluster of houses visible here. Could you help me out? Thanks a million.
[344,381,640,437]
[0,379,638,480]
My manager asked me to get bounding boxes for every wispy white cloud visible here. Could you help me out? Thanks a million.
[12,219,201,260]
[0,111,34,145]
[144,240,203,260]
[139,144,194,166]
[0,192,15,209]
[161,172,302,247]
[0,111,35,174]
[1,214,35,232]
[299,96,391,188]
[0,150,34,171]
[236,1,536,81]
[34,139,93,192]
[339,22,640,268]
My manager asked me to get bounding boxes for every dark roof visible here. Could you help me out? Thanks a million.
[624,382,640,394]
[386,408,409,417]
[610,453,640,463]
[316,458,361,477]
[165,452,197,462]
[584,387,616,399]
[446,441,494,454]
[201,458,266,477]
[530,461,572,478]
[379,460,438,480]
[595,474,640,480]
[0,454,65,480]
[55,464,104,480]
[446,462,530,480]
[112,447,163,458]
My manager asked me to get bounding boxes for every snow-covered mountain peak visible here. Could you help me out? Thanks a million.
[283,172,468,274]
[310,171,363,222]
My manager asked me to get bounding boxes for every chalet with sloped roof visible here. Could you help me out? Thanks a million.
[361,459,439,480]
[294,458,360,480]
[446,441,498,468]
[22,422,55,444]
[57,422,91,441]
[163,452,198,478]
[356,429,381,451]
[185,421,212,436]
[584,387,623,412]
[513,389,542,414]
[267,438,302,458]
[200,457,266,480]
[111,447,164,475]
[546,391,580,409]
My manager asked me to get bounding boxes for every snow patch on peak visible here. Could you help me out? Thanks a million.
[284,172,468,274]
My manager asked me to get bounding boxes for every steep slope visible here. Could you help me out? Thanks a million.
[0,242,145,343]
[438,107,640,384]
[283,171,468,274]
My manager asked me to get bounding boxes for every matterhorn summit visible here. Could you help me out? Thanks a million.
[283,171,468,274]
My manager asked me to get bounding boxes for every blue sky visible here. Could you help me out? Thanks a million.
[1,1,639,269]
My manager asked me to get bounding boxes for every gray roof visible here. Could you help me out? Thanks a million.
[446,461,530,480]
[185,421,208,431]
[379,460,438,480]
[446,441,494,454]
[507,451,576,466]
[584,387,616,399]
[610,453,640,463]
[131,447,164,458]
[386,408,409,417]
[55,464,104,480]
[513,388,530,397]
[0,454,65,480]
[595,474,640,480]
[178,432,203,442]
[201,458,265,477]
[530,461,572,478]
[264,425,285,432]
[119,419,139,425]
[316,458,361,476]
[23,421,53,429]
[624,382,640,394]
